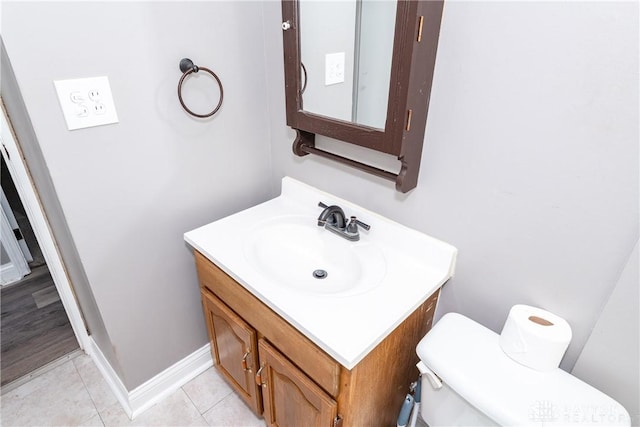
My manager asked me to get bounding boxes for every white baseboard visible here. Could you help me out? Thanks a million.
[87,337,213,419]
[128,343,213,418]
[87,338,133,418]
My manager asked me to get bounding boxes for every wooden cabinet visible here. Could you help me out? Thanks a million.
[201,290,262,414]
[258,339,338,427]
[194,250,440,426]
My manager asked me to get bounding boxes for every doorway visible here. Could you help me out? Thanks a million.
[0,103,89,390]
[1,155,80,387]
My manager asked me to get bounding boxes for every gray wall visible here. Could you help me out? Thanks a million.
[1,39,124,380]
[572,242,639,425]
[264,0,639,376]
[2,1,273,389]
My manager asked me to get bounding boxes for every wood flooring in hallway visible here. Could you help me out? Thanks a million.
[1,265,79,386]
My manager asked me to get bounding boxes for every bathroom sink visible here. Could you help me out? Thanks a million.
[243,216,386,296]
[184,177,457,368]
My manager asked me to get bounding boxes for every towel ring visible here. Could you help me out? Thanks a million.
[177,58,224,118]
[300,61,307,95]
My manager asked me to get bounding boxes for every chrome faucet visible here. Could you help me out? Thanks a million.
[317,202,370,241]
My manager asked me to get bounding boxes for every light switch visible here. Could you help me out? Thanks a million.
[54,76,119,130]
[325,52,345,86]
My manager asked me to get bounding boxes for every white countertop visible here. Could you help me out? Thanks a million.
[184,177,457,369]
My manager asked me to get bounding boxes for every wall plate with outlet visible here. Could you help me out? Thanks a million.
[325,52,345,86]
[54,76,119,130]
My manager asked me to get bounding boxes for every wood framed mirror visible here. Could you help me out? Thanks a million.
[281,0,444,193]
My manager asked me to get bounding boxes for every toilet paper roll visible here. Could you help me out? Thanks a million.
[499,304,572,371]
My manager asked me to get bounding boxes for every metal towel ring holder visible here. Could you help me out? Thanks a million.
[177,58,224,118]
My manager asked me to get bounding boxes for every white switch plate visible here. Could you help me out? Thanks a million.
[54,76,119,130]
[325,52,345,86]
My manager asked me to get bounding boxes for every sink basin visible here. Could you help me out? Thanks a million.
[185,177,457,368]
[243,215,386,296]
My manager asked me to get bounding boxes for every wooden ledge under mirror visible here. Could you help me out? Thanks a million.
[281,0,444,193]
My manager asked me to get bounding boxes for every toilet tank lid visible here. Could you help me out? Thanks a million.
[416,313,630,426]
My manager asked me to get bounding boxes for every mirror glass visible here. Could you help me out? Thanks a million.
[299,0,397,129]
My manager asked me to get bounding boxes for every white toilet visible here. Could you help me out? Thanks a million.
[416,313,631,426]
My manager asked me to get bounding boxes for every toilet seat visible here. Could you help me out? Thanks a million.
[416,313,630,426]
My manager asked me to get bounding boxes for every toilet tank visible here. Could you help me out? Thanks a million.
[416,313,631,427]
[417,361,498,427]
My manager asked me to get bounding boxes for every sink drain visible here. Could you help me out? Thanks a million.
[312,269,328,279]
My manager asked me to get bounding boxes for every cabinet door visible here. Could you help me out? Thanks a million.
[257,339,337,427]
[201,290,262,415]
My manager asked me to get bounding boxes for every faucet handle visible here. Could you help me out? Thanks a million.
[347,216,371,233]
[318,201,329,209]
[355,218,370,231]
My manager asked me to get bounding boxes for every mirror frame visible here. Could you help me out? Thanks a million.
[281,0,444,193]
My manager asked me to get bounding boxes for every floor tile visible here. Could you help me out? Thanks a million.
[182,367,233,414]
[73,354,119,412]
[203,392,265,427]
[96,399,137,426]
[79,413,106,426]
[100,388,206,427]
[1,359,99,426]
[2,353,277,427]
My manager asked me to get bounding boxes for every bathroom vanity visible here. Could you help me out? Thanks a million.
[185,177,456,426]
[196,251,439,426]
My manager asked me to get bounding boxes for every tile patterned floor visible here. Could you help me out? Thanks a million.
[1,353,266,427]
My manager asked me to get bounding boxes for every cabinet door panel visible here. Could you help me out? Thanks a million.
[258,339,337,427]
[195,252,341,397]
[202,290,262,415]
